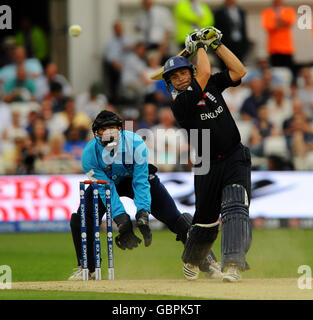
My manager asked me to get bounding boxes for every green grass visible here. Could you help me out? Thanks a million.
[0,229,313,299]
[0,290,205,300]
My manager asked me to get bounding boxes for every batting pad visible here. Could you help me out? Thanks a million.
[182,222,219,266]
[221,184,252,271]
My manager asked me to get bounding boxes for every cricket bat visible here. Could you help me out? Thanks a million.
[150,29,217,81]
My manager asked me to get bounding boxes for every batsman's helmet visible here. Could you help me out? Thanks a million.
[92,110,123,134]
[162,56,194,82]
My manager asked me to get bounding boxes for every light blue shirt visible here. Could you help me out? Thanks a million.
[81,130,151,219]
[0,59,43,82]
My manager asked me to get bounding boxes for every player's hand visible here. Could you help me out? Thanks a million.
[135,209,152,247]
[185,32,199,54]
[197,27,223,41]
[114,213,142,250]
[197,27,223,51]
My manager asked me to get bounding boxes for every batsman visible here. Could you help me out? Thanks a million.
[162,27,252,282]
[68,110,221,280]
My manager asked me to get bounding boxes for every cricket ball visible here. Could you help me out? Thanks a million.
[69,25,82,37]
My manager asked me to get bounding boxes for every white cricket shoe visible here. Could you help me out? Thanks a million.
[222,264,242,282]
[204,261,223,279]
[183,263,200,280]
[68,267,91,281]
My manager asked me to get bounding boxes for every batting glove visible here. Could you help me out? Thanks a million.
[114,213,142,250]
[197,27,223,41]
[135,209,152,247]
[185,33,199,54]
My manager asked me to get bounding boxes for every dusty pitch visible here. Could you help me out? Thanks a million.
[12,279,313,300]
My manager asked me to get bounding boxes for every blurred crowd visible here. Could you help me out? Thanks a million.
[0,0,313,175]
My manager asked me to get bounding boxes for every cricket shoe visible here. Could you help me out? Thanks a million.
[199,259,223,279]
[68,267,92,280]
[183,263,200,280]
[222,263,242,282]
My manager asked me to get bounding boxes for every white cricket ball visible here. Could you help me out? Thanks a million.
[69,25,82,37]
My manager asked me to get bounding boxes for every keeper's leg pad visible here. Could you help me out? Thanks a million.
[182,222,219,266]
[221,184,252,271]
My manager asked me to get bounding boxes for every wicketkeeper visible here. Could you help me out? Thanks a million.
[68,110,221,280]
[163,27,252,282]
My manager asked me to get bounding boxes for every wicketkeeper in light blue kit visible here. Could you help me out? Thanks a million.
[68,110,221,280]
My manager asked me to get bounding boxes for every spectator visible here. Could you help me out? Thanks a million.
[103,20,135,104]
[29,117,50,158]
[76,83,108,121]
[240,77,270,121]
[0,46,43,83]
[296,66,313,118]
[214,0,251,67]
[0,37,16,69]
[49,97,92,137]
[0,130,29,174]
[267,85,293,132]
[261,67,283,97]
[150,107,189,171]
[15,16,49,65]
[141,50,163,103]
[37,133,79,174]
[15,134,38,175]
[0,99,11,139]
[153,80,172,106]
[45,81,67,113]
[64,126,87,161]
[25,110,39,134]
[174,0,214,50]
[137,102,158,129]
[1,110,28,147]
[283,99,313,161]
[135,0,174,60]
[39,99,54,133]
[120,42,148,105]
[3,64,36,103]
[261,0,296,75]
[36,62,72,101]
[254,105,277,138]
[222,84,250,120]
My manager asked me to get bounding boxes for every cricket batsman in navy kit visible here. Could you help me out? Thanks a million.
[68,110,221,280]
[163,27,252,282]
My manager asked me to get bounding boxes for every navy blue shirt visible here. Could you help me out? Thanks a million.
[171,70,242,159]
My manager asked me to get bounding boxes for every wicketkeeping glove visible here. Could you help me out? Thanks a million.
[135,209,152,247]
[114,213,142,250]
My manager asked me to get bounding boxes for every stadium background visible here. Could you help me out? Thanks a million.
[1,0,313,233]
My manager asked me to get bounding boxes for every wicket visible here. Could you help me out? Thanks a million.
[79,180,114,280]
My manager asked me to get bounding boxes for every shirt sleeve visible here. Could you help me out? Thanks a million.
[209,69,241,93]
[131,136,151,213]
[81,148,126,219]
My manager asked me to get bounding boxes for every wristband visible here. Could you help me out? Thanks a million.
[210,39,222,51]
[196,42,206,50]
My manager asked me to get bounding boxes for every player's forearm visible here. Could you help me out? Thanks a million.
[195,47,211,89]
[215,45,246,81]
